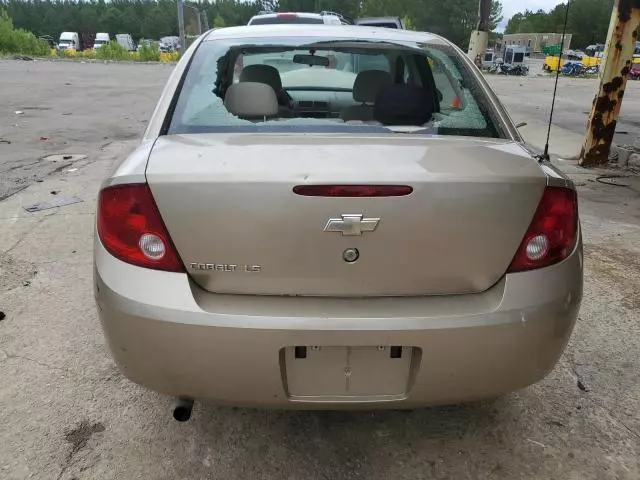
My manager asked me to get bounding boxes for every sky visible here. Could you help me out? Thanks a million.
[498,0,565,31]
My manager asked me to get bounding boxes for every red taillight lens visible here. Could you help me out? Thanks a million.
[507,187,578,273]
[97,184,184,272]
[293,185,413,197]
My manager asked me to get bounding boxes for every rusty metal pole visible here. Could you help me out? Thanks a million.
[580,0,640,166]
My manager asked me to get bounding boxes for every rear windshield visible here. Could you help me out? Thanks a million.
[166,36,508,139]
[250,16,324,25]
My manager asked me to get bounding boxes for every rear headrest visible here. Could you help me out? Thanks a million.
[353,70,393,103]
[373,84,434,126]
[224,82,279,118]
[239,64,283,92]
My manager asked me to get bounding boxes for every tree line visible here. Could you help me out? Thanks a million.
[0,0,504,48]
[505,0,614,49]
[0,0,259,42]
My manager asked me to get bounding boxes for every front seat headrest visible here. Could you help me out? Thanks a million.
[373,84,434,126]
[353,70,393,103]
[239,64,283,93]
[224,82,279,119]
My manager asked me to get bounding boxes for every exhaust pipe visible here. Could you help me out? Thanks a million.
[172,398,194,422]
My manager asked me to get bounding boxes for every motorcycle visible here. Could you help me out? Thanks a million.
[488,62,502,74]
[560,61,584,76]
[495,63,528,76]
[585,65,600,75]
[509,64,529,76]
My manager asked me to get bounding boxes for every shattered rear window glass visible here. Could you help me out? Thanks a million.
[167,36,508,139]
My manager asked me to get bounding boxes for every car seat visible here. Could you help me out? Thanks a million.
[341,70,393,122]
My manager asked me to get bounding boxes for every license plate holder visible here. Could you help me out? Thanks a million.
[284,346,414,400]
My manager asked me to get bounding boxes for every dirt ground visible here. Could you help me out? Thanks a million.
[0,59,639,480]
[488,72,640,149]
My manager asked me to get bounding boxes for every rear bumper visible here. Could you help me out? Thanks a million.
[94,238,582,408]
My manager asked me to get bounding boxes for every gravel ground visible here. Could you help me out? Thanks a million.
[0,59,171,200]
[0,59,638,480]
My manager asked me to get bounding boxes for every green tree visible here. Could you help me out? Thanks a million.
[4,0,611,51]
[0,8,49,55]
[504,0,614,48]
[79,8,99,34]
[402,15,414,31]
[213,14,226,28]
[100,7,124,35]
[490,1,503,31]
[142,6,172,39]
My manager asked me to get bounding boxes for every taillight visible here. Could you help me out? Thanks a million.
[97,184,184,272]
[507,187,578,273]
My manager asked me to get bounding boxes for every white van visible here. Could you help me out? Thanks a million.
[58,32,80,51]
[94,32,110,49]
[115,34,135,51]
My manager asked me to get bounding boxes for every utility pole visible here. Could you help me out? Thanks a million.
[468,0,492,62]
[177,0,186,55]
[580,1,640,166]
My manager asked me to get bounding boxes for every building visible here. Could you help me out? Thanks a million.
[502,33,572,54]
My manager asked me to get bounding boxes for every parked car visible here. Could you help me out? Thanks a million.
[58,31,80,51]
[586,44,605,58]
[39,35,57,49]
[564,49,585,60]
[355,16,405,29]
[248,12,343,25]
[159,36,179,52]
[115,33,135,51]
[319,10,351,24]
[94,32,110,49]
[95,25,582,418]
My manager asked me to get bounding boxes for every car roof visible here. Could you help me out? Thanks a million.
[205,25,445,46]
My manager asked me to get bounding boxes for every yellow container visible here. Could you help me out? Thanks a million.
[582,56,601,67]
[544,56,564,71]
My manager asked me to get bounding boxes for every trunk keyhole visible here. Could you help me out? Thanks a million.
[343,248,359,263]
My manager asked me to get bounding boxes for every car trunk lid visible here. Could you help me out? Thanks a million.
[146,133,547,296]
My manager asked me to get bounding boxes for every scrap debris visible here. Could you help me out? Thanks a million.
[23,196,83,212]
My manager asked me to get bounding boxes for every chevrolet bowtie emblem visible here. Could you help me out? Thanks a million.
[324,214,380,236]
